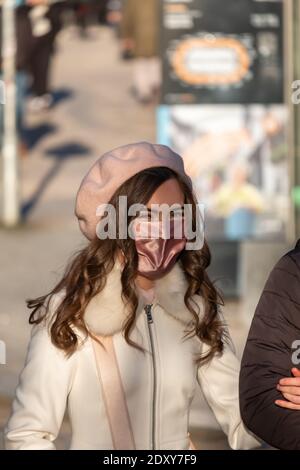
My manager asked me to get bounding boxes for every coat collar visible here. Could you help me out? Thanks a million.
[84,259,204,336]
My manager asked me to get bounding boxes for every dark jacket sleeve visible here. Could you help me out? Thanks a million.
[239,242,300,450]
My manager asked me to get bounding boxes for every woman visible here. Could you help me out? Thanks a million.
[5,142,260,450]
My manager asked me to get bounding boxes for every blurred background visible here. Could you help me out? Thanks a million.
[0,0,299,450]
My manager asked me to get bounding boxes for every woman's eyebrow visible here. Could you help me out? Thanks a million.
[146,205,184,212]
[144,207,184,219]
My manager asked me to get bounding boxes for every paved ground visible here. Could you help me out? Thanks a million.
[0,25,257,451]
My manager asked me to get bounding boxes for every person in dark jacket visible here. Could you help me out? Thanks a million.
[240,239,300,450]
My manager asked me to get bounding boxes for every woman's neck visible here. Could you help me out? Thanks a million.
[135,275,154,291]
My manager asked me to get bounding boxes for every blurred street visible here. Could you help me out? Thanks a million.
[0,23,255,450]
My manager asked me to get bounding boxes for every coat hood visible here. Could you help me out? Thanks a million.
[84,258,204,336]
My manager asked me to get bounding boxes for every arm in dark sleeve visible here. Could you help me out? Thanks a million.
[239,247,300,450]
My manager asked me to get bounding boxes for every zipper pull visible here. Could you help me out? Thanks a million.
[144,304,153,323]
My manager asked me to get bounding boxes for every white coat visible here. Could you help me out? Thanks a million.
[4,259,259,450]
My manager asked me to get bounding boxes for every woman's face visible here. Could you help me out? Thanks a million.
[133,178,186,284]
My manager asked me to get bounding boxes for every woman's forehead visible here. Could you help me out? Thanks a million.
[146,179,184,206]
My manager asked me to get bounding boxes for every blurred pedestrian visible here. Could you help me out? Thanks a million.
[106,0,122,30]
[71,0,91,37]
[23,0,66,112]
[71,0,108,37]
[0,1,31,155]
[120,0,161,104]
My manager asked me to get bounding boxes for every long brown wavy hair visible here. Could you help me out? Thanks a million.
[28,167,226,365]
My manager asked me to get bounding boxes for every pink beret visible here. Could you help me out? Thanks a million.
[75,141,191,240]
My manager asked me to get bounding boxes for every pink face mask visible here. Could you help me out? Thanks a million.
[132,217,186,280]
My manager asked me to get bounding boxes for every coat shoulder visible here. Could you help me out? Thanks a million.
[255,241,300,326]
[288,238,300,267]
[268,240,300,284]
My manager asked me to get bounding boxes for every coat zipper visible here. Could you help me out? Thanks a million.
[144,303,157,450]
